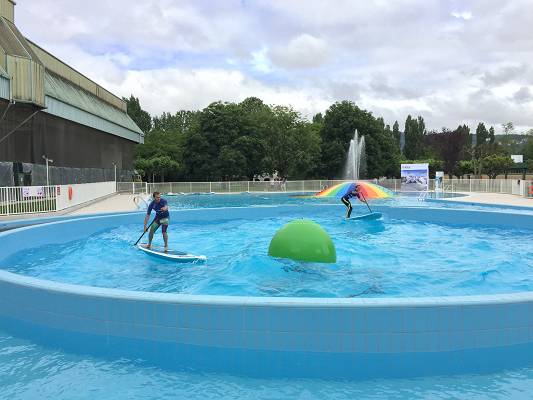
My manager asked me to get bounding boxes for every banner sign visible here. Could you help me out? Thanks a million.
[22,186,45,198]
[401,163,429,191]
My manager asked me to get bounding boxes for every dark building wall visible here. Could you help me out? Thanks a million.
[0,101,137,171]
[0,160,134,186]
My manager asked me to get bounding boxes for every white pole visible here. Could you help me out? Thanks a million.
[46,158,49,186]
[114,163,117,191]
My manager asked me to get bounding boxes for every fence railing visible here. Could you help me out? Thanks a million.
[0,186,57,216]
[119,178,528,196]
[0,181,116,217]
[3,178,531,217]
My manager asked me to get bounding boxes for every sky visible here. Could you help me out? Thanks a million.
[14,0,533,133]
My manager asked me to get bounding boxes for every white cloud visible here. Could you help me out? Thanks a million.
[268,34,329,69]
[103,67,331,118]
[451,11,473,20]
[250,47,273,73]
[11,0,533,132]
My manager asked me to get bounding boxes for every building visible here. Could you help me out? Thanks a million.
[0,0,144,186]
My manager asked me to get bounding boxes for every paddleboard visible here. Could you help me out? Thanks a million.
[349,212,382,221]
[137,245,207,263]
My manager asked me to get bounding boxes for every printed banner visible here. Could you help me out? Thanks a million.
[22,186,45,198]
[401,163,429,191]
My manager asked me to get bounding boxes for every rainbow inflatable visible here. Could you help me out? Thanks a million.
[315,182,393,199]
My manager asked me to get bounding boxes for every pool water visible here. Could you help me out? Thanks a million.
[1,330,532,400]
[2,212,532,297]
[161,192,533,215]
[2,195,533,399]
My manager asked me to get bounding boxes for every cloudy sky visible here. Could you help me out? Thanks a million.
[15,0,533,133]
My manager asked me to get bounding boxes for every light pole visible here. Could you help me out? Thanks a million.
[112,162,117,191]
[42,155,54,186]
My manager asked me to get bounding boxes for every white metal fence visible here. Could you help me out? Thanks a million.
[0,186,57,216]
[118,178,526,196]
[0,181,116,216]
[3,178,531,217]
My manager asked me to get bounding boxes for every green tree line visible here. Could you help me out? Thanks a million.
[124,95,533,182]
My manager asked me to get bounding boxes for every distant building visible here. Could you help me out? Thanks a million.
[0,0,143,186]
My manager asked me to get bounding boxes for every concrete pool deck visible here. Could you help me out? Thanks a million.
[0,193,140,222]
[67,193,140,215]
[440,192,533,208]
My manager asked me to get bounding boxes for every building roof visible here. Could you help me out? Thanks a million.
[0,4,144,143]
[27,40,125,112]
[44,71,144,141]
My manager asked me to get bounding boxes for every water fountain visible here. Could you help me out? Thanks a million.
[343,129,366,180]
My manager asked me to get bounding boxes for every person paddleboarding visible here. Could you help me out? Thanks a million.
[341,184,363,219]
[143,191,170,251]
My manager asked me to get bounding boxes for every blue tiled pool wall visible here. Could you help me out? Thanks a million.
[1,205,532,378]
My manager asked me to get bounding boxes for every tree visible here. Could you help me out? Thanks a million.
[488,126,496,144]
[124,95,151,134]
[288,121,322,179]
[425,126,469,177]
[482,155,513,179]
[152,110,198,135]
[181,101,245,180]
[475,122,490,146]
[218,146,247,179]
[499,122,514,149]
[502,122,514,135]
[262,106,301,178]
[319,101,399,178]
[456,160,474,178]
[134,156,179,182]
[524,136,533,162]
[312,112,324,124]
[404,115,425,159]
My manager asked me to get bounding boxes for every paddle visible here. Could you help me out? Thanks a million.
[359,192,373,213]
[134,218,156,246]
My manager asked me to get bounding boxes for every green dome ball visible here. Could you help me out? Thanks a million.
[268,219,336,263]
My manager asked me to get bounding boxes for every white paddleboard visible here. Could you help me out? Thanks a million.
[137,245,207,263]
[349,212,382,221]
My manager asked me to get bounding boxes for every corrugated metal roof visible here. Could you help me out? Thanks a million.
[28,40,126,112]
[4,19,42,65]
[0,74,9,100]
[44,96,143,143]
[0,63,8,77]
[44,71,143,141]
[0,17,28,58]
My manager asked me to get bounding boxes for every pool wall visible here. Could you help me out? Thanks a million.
[1,205,532,378]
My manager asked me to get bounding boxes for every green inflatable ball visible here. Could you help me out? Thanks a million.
[268,219,336,263]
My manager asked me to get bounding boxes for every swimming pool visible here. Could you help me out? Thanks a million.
[2,206,532,298]
[1,327,532,399]
[1,199,533,398]
[160,192,533,215]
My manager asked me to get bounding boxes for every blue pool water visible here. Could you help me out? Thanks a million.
[161,192,533,215]
[2,195,533,399]
[2,210,532,297]
[1,330,532,400]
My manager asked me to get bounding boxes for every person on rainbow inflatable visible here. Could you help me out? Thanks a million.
[341,184,363,219]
